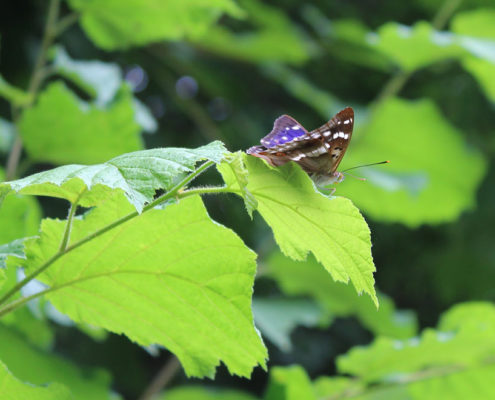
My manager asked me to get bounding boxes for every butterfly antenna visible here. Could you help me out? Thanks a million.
[342,160,389,173]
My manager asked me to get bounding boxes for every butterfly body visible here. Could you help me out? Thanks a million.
[247,107,354,186]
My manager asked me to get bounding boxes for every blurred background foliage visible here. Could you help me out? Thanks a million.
[0,0,494,398]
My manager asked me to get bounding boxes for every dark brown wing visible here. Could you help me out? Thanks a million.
[310,107,354,174]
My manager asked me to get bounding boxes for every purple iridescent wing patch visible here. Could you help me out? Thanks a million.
[260,115,308,148]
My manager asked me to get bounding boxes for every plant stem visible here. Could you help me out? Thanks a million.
[5,0,61,180]
[432,0,462,30]
[0,160,219,312]
[137,356,182,400]
[58,200,78,252]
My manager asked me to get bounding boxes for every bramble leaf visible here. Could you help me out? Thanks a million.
[0,141,227,213]
[219,152,257,217]
[221,154,377,305]
[23,193,266,377]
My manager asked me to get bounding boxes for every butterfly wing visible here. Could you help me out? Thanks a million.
[260,114,309,149]
[311,107,354,174]
[247,107,354,179]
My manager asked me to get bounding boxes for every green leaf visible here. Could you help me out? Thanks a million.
[339,98,487,226]
[452,9,495,40]
[24,193,267,378]
[0,360,71,400]
[313,376,364,399]
[159,386,258,400]
[450,10,495,103]
[337,302,495,383]
[68,0,245,50]
[462,57,495,102]
[0,74,32,107]
[0,253,55,349]
[0,168,41,245]
[371,21,466,71]
[0,325,112,400]
[222,154,378,305]
[0,118,15,154]
[192,0,312,64]
[266,252,417,339]
[253,297,324,352]
[51,46,157,132]
[219,152,257,217]
[264,365,316,400]
[0,239,28,270]
[0,141,227,213]
[51,46,122,106]
[19,81,142,165]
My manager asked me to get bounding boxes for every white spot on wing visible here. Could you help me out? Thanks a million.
[333,133,339,139]
[323,130,331,137]
[292,125,300,130]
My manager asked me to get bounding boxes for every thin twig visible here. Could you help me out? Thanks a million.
[5,0,61,180]
[138,356,182,400]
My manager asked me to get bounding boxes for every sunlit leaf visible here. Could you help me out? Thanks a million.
[264,365,316,400]
[337,302,495,382]
[452,9,495,40]
[160,386,257,400]
[253,297,324,352]
[0,360,71,400]
[266,252,417,339]
[370,21,466,71]
[19,82,142,165]
[339,98,487,226]
[221,154,377,305]
[192,0,312,64]
[219,152,257,218]
[0,74,32,107]
[0,325,111,400]
[451,10,495,103]
[68,0,245,50]
[0,141,227,213]
[23,193,267,377]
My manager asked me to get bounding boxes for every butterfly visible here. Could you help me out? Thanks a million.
[246,107,354,186]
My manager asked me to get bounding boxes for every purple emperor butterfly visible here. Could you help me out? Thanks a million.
[247,107,354,186]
